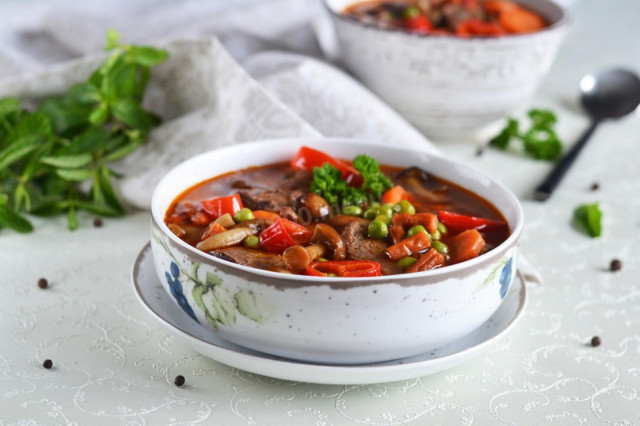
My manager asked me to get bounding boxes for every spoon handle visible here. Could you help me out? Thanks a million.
[533,120,600,201]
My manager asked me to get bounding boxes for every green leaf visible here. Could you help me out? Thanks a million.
[98,165,125,214]
[67,204,78,231]
[522,128,562,161]
[0,97,21,117]
[6,112,53,143]
[127,46,169,67]
[104,138,141,162]
[41,153,93,169]
[528,109,557,129]
[112,62,138,99]
[105,29,121,51]
[38,98,91,134]
[573,203,602,238]
[490,118,519,150]
[112,99,152,131]
[0,135,40,173]
[0,203,33,233]
[61,127,110,155]
[89,103,109,125]
[75,200,121,217]
[56,168,94,181]
[66,83,101,105]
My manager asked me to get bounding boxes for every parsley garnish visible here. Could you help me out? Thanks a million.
[0,30,167,233]
[573,203,602,238]
[490,109,563,161]
[310,154,392,207]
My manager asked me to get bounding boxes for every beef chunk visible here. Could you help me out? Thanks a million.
[341,219,387,261]
[239,190,290,212]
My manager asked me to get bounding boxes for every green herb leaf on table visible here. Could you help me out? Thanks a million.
[489,108,563,161]
[0,30,168,233]
[573,203,602,238]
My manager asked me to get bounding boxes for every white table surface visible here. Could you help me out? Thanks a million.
[2,0,640,425]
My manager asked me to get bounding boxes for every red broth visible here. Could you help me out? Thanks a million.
[165,159,510,277]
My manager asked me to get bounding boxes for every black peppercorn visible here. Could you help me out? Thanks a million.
[174,375,185,387]
[475,147,484,157]
[590,336,601,347]
[43,359,53,369]
[93,218,103,227]
[38,278,48,289]
[610,259,622,272]
[590,182,600,191]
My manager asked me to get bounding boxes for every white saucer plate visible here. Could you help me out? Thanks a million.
[132,243,527,385]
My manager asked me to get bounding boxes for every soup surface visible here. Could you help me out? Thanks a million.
[165,147,510,277]
[342,0,547,37]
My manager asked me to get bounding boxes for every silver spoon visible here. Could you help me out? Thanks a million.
[534,68,640,201]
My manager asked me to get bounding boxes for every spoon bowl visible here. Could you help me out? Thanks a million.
[580,69,640,120]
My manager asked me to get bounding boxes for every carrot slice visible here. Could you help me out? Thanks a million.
[253,210,281,223]
[382,185,411,205]
[407,248,445,273]
[392,213,439,234]
[450,229,486,263]
[200,222,227,241]
[499,6,545,33]
[385,232,431,261]
[484,1,518,14]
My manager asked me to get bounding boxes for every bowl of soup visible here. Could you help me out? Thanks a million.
[150,139,524,364]
[323,0,570,139]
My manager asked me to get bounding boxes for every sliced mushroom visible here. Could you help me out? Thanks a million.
[310,223,346,260]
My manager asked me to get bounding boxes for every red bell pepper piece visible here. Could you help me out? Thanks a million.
[438,210,507,231]
[405,14,432,33]
[259,218,312,253]
[305,260,382,278]
[290,146,362,186]
[201,194,243,219]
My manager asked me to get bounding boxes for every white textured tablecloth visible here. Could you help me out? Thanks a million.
[1,0,640,425]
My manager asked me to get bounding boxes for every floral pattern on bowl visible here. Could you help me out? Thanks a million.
[165,261,199,323]
[500,257,515,299]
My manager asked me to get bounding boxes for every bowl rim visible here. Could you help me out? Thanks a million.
[322,0,571,41]
[151,138,524,283]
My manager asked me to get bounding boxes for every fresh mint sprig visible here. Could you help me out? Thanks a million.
[0,30,168,233]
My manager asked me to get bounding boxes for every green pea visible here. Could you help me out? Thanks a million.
[244,235,259,248]
[343,205,363,216]
[368,220,388,239]
[234,208,254,223]
[430,230,441,241]
[379,204,394,218]
[327,273,338,277]
[437,222,448,235]
[318,257,328,262]
[370,202,381,209]
[395,200,416,215]
[375,214,391,225]
[397,257,417,270]
[364,208,379,220]
[407,225,426,238]
[432,240,449,254]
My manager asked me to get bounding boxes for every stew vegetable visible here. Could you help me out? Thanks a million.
[165,147,510,277]
[342,0,547,37]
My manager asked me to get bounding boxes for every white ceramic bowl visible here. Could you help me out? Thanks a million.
[150,139,523,364]
[324,0,570,139]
